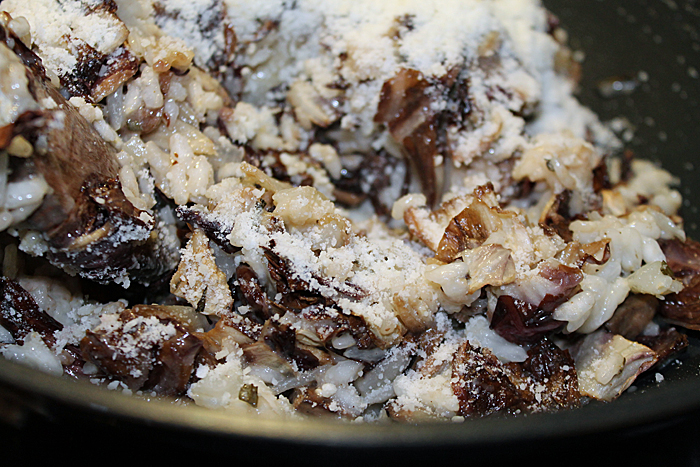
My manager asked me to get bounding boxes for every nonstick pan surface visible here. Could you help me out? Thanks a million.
[1,0,700,464]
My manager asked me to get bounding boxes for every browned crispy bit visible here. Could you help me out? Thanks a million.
[435,190,515,262]
[539,190,574,241]
[91,46,140,102]
[557,239,610,268]
[63,42,138,102]
[177,205,240,254]
[436,204,490,262]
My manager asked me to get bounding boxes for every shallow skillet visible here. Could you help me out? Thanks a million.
[2,0,700,464]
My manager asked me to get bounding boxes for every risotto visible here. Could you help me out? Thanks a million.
[0,0,696,423]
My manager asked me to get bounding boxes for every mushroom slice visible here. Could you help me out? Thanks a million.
[572,329,657,401]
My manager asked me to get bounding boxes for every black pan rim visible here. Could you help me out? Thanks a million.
[2,354,699,449]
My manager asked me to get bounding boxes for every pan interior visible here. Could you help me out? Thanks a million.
[1,0,700,450]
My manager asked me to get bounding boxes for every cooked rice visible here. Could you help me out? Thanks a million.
[0,0,694,422]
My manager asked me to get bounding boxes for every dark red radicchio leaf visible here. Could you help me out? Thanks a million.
[0,277,63,346]
[0,277,86,376]
[490,295,566,346]
[658,238,700,330]
[375,68,438,205]
[451,341,527,417]
[517,338,580,410]
[375,67,470,207]
[259,320,320,372]
[490,261,582,345]
[450,338,581,418]
[80,305,206,395]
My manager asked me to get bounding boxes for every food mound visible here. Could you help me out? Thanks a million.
[0,0,697,423]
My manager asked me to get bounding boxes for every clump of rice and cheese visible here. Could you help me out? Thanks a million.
[0,0,692,423]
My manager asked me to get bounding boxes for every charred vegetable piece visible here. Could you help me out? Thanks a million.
[259,320,320,372]
[176,205,240,254]
[516,338,580,410]
[0,276,62,345]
